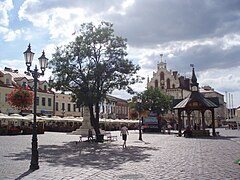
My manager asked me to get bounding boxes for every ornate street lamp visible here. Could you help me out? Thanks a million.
[24,44,48,170]
[137,97,143,141]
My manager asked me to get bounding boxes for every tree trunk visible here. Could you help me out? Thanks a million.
[89,105,101,141]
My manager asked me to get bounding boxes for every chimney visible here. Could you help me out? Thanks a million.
[4,67,12,72]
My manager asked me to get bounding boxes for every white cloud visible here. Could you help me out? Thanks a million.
[0,26,8,33]
[18,2,102,44]
[2,0,240,107]
[0,0,13,27]
[221,34,240,50]
[0,59,25,72]
[3,29,21,41]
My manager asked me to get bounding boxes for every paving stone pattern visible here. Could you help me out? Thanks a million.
[0,129,239,180]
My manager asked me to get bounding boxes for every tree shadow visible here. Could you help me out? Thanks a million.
[5,141,158,172]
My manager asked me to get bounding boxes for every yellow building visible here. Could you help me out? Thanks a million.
[0,67,54,116]
[0,67,129,119]
[54,93,82,117]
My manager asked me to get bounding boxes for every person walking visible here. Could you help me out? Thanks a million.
[120,125,129,148]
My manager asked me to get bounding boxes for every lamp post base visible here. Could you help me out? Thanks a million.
[139,117,143,141]
[30,164,39,170]
[30,148,39,170]
[139,128,142,141]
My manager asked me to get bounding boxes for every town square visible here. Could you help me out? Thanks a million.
[1,1,240,180]
[0,129,240,180]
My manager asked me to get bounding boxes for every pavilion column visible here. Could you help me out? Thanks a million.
[201,110,206,130]
[211,109,216,136]
[178,110,182,136]
[186,111,191,127]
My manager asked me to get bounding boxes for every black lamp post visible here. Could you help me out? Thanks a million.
[24,44,48,170]
[137,98,143,141]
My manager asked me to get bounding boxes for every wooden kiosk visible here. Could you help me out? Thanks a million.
[173,66,219,137]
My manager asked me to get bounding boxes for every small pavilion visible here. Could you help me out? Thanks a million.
[173,66,219,136]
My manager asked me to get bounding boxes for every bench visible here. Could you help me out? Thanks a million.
[105,132,118,141]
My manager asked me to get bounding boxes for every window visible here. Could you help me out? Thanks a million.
[22,82,27,88]
[68,103,71,112]
[44,85,47,91]
[73,104,76,112]
[56,102,59,111]
[62,103,65,111]
[42,97,46,106]
[160,72,164,81]
[155,80,158,88]
[6,79,10,85]
[5,94,8,102]
[167,78,170,89]
[48,98,51,106]
[36,97,39,106]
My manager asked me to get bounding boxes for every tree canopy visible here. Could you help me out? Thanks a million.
[49,21,143,137]
[136,87,173,115]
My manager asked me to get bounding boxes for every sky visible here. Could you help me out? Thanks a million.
[1,0,240,108]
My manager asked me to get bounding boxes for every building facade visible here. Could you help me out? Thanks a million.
[0,67,54,116]
[147,57,191,100]
[146,56,226,127]
[0,67,129,120]
[99,95,128,119]
[54,93,82,117]
[200,85,226,125]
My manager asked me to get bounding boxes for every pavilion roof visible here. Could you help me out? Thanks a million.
[173,91,218,110]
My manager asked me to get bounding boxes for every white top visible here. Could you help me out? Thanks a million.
[121,126,128,135]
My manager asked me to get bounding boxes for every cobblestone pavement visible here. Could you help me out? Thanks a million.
[0,128,239,180]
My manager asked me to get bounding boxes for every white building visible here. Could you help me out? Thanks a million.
[147,56,191,100]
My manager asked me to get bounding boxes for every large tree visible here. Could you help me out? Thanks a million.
[49,21,142,140]
[137,87,173,115]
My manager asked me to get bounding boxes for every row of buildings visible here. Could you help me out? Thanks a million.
[0,67,129,119]
[0,55,236,127]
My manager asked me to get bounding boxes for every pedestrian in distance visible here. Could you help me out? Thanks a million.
[120,124,129,148]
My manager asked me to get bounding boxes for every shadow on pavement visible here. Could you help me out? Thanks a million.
[192,136,240,140]
[5,141,158,171]
[15,169,34,180]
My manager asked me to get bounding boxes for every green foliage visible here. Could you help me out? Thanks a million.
[49,21,142,107]
[137,87,173,115]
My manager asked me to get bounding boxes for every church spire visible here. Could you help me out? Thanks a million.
[190,64,199,91]
[191,64,197,84]
[160,54,163,62]
[158,54,166,69]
